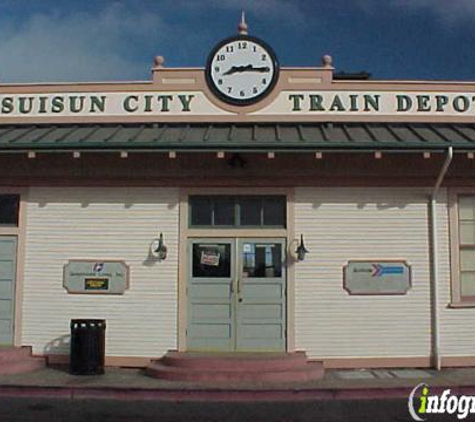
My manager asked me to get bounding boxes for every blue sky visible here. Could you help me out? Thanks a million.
[1,0,475,83]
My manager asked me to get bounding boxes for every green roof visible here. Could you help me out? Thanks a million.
[0,123,474,152]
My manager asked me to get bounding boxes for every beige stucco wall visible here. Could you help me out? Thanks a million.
[294,187,437,359]
[21,187,179,358]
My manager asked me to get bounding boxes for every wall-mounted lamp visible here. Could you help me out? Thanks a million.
[151,232,168,260]
[295,234,309,261]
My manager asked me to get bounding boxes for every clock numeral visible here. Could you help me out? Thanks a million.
[227,87,232,93]
[261,54,267,61]
[218,79,223,85]
[214,66,220,72]
[253,45,257,52]
[262,78,267,85]
[253,87,258,94]
[238,42,247,50]
[216,54,225,62]
[240,90,245,97]
[226,46,234,53]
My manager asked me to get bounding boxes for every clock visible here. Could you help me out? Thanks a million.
[205,35,279,106]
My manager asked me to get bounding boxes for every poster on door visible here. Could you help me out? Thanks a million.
[200,250,221,266]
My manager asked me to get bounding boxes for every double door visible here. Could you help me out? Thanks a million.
[187,238,286,352]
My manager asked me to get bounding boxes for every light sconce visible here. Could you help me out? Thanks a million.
[295,234,309,261]
[151,232,168,260]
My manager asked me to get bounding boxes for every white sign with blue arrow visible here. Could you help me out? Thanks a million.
[344,261,411,295]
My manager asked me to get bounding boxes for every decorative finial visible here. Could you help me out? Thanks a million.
[322,54,333,68]
[238,10,248,35]
[154,55,165,68]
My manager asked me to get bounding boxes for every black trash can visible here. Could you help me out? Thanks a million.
[70,319,106,375]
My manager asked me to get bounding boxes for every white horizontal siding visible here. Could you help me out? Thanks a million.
[22,187,179,357]
[295,187,434,359]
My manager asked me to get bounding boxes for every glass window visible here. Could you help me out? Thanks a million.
[458,196,475,300]
[242,243,282,278]
[189,196,286,228]
[263,197,286,227]
[240,197,262,226]
[213,197,235,226]
[192,244,231,278]
[190,197,212,226]
[0,195,19,226]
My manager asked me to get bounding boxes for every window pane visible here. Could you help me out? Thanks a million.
[461,272,475,297]
[460,221,475,245]
[190,197,212,226]
[263,197,286,227]
[240,198,262,226]
[242,243,282,278]
[192,244,231,278]
[214,197,235,226]
[459,196,475,220]
[460,249,475,271]
[0,195,19,226]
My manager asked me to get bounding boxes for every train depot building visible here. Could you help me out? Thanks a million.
[1,20,475,380]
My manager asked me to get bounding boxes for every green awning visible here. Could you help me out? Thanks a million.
[0,122,474,152]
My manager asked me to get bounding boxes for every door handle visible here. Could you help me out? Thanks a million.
[237,278,241,294]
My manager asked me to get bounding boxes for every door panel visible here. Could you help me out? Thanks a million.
[236,239,286,352]
[0,236,16,345]
[187,240,234,351]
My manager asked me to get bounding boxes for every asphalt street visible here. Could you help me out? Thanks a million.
[0,397,463,422]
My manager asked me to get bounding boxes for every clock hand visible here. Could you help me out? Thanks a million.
[223,65,271,75]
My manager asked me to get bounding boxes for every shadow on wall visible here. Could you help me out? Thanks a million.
[44,334,70,356]
[310,199,415,211]
[35,191,180,210]
[306,188,429,212]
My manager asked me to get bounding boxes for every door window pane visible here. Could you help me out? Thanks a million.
[460,249,475,272]
[0,195,19,226]
[459,196,475,220]
[460,221,475,245]
[193,244,231,278]
[461,272,475,297]
[240,198,262,226]
[214,198,235,226]
[242,243,282,278]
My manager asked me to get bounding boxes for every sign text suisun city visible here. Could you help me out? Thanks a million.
[2,91,475,118]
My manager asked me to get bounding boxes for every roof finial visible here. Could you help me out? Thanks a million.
[238,10,248,35]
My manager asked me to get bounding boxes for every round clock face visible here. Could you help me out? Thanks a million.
[205,35,279,106]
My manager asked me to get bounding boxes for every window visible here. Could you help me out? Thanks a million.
[0,195,19,226]
[189,196,286,228]
[457,196,475,301]
[192,243,231,278]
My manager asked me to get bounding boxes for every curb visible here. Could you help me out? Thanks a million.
[1,384,475,402]
[0,385,435,402]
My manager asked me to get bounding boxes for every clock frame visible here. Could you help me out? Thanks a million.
[205,35,280,106]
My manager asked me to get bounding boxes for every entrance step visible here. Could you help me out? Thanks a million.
[146,351,324,383]
[0,347,46,375]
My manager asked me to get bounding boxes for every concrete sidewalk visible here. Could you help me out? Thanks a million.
[0,366,474,401]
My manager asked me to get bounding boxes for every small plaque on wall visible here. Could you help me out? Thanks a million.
[63,260,129,294]
[343,261,411,295]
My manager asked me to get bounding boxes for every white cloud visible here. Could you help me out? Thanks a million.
[0,1,309,83]
[0,3,169,83]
